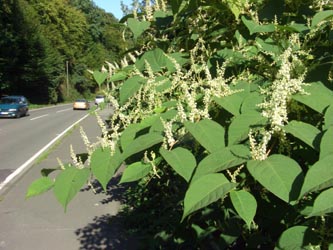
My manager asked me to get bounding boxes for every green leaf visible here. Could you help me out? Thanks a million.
[53,167,90,211]
[247,154,304,203]
[119,162,152,184]
[309,188,333,217]
[192,145,250,181]
[120,75,145,105]
[311,10,333,27]
[135,48,181,73]
[241,16,275,35]
[324,105,333,129]
[228,112,267,145]
[276,226,320,250]
[320,126,333,160]
[256,37,281,55]
[293,82,333,114]
[284,121,321,151]
[185,119,225,153]
[240,92,264,114]
[213,94,243,116]
[300,155,333,198]
[120,123,143,152]
[230,190,257,228]
[160,147,197,182]
[182,173,237,221]
[91,147,122,191]
[108,71,127,82]
[127,18,151,39]
[121,132,164,161]
[93,71,107,86]
[26,177,54,199]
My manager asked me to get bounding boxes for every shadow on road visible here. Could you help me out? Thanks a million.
[75,176,138,250]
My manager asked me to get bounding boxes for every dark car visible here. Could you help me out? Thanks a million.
[0,95,29,118]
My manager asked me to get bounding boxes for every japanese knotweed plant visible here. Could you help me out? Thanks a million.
[27,0,333,248]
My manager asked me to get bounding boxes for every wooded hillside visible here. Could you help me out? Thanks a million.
[0,0,128,103]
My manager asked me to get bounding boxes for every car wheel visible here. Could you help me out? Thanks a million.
[15,112,21,118]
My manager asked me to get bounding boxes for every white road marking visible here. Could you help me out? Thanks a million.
[0,113,90,191]
[30,114,49,121]
[56,108,72,113]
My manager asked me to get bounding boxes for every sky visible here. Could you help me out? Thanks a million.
[93,0,133,20]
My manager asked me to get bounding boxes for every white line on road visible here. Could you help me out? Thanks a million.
[30,114,49,121]
[56,108,72,113]
[0,113,90,191]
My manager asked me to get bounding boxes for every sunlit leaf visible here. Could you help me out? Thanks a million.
[293,82,333,114]
[214,94,243,116]
[320,126,333,160]
[324,105,333,129]
[230,190,257,228]
[53,167,90,211]
[182,173,237,221]
[185,119,225,153]
[91,147,122,191]
[309,188,333,217]
[26,177,54,199]
[93,71,107,86]
[119,75,145,105]
[276,226,320,250]
[127,18,151,39]
[241,16,275,35]
[119,162,152,184]
[228,112,267,145]
[247,154,304,203]
[311,10,333,27]
[121,132,164,161]
[192,145,250,181]
[160,147,196,182]
[284,120,321,151]
[300,155,333,197]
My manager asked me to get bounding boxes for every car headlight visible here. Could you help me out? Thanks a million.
[8,108,17,111]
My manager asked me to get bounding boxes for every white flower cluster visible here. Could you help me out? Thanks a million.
[259,44,308,133]
[249,129,272,161]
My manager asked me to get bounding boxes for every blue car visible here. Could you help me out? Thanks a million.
[0,95,29,118]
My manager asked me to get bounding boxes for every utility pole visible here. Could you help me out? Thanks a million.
[66,60,69,97]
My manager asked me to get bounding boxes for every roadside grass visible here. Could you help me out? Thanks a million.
[33,124,78,166]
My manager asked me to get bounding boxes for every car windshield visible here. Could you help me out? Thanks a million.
[75,99,86,102]
[0,97,19,104]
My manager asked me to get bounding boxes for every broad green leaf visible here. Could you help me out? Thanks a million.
[320,126,333,160]
[228,112,267,145]
[91,147,122,191]
[127,18,151,39]
[121,132,164,161]
[108,71,127,82]
[247,154,304,203]
[230,190,257,228]
[192,145,250,181]
[135,48,178,73]
[160,147,197,182]
[26,177,54,199]
[256,37,281,55]
[284,121,321,151]
[293,82,333,114]
[120,123,143,151]
[119,75,145,105]
[276,226,320,250]
[53,167,90,211]
[154,76,172,93]
[240,92,264,114]
[214,94,243,116]
[119,162,152,184]
[241,16,275,35]
[185,119,225,153]
[311,10,333,27]
[182,173,237,221]
[324,105,333,129]
[93,71,107,86]
[300,155,333,198]
[309,188,333,217]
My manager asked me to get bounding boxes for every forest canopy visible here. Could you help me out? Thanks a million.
[0,0,128,103]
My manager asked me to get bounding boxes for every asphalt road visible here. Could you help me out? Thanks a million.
[0,106,137,249]
[0,104,90,188]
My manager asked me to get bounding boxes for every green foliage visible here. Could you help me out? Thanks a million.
[28,0,333,248]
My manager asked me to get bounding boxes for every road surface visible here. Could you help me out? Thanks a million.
[0,104,90,189]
